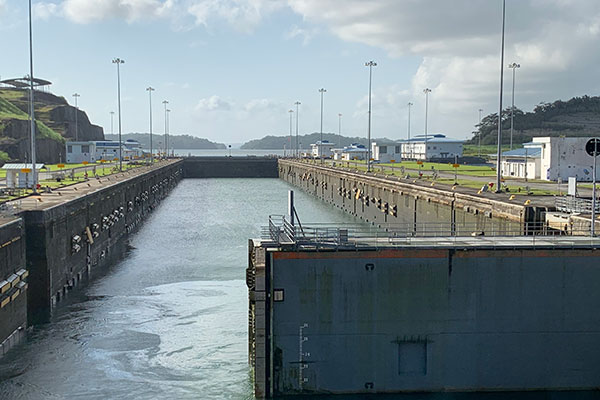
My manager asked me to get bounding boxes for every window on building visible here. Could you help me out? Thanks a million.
[82,145,90,153]
[380,146,387,154]
[395,146,401,153]
[67,145,73,153]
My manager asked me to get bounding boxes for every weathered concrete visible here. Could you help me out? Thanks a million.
[183,156,278,178]
[0,217,27,355]
[249,238,600,397]
[279,160,540,232]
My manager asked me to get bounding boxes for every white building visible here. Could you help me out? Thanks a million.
[401,134,463,161]
[66,140,145,163]
[2,163,45,188]
[310,140,335,158]
[496,137,600,182]
[499,143,542,179]
[371,141,402,163]
[341,144,369,161]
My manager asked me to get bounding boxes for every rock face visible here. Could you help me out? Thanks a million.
[0,88,105,163]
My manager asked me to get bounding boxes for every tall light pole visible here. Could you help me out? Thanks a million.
[478,108,483,157]
[496,0,506,193]
[319,88,326,164]
[365,60,377,172]
[112,58,125,171]
[28,0,37,190]
[407,102,413,141]
[72,93,80,141]
[110,111,115,135]
[162,100,169,157]
[288,109,294,157]
[508,62,520,150]
[146,87,155,162]
[338,113,343,149]
[423,88,432,160]
[294,101,301,157]
[166,108,171,157]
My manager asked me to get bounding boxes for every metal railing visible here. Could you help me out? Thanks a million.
[262,215,597,250]
[555,196,600,214]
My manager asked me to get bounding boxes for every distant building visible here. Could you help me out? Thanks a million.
[401,134,463,161]
[2,163,45,188]
[66,140,144,163]
[499,143,542,180]
[341,144,369,161]
[310,140,335,158]
[371,141,402,163]
[498,137,599,182]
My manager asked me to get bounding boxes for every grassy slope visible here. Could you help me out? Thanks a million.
[0,93,65,143]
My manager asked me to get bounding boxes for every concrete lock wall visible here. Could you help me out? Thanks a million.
[183,157,279,178]
[0,218,27,355]
[22,161,183,320]
[266,248,600,396]
[278,160,532,232]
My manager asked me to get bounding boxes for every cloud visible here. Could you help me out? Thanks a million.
[195,95,233,111]
[34,0,283,30]
[244,98,283,113]
[284,24,318,46]
[288,0,600,137]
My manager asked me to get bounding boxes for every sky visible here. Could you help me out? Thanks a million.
[1,0,600,146]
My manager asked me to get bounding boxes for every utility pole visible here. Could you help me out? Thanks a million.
[495,0,506,193]
[423,88,432,160]
[365,60,377,172]
[28,0,37,191]
[508,63,521,150]
[162,100,169,158]
[478,108,483,157]
[294,101,301,157]
[146,87,155,162]
[72,93,80,141]
[112,58,125,171]
[319,88,326,165]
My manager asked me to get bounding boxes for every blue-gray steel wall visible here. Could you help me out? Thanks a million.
[269,249,600,395]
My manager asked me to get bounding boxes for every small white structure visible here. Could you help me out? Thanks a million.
[535,137,599,182]
[401,134,463,161]
[66,140,145,163]
[2,163,45,188]
[499,143,542,179]
[310,140,335,158]
[496,137,600,182]
[371,142,402,163]
[332,148,344,161]
[341,144,369,160]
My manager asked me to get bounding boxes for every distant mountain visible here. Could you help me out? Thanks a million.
[106,133,226,149]
[470,95,600,145]
[241,133,394,150]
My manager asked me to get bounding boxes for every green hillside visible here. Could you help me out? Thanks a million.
[470,95,600,146]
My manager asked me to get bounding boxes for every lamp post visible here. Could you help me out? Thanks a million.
[166,109,171,157]
[112,58,125,171]
[407,102,413,141]
[338,113,342,150]
[110,111,115,135]
[319,88,326,164]
[495,0,506,193]
[508,62,520,150]
[288,109,294,158]
[146,87,155,162]
[72,93,80,141]
[162,100,169,158]
[478,108,483,157]
[28,0,37,190]
[295,101,301,157]
[365,60,377,172]
[423,88,432,161]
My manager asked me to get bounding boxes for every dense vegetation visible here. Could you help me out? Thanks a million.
[241,132,393,149]
[105,133,226,149]
[470,95,600,145]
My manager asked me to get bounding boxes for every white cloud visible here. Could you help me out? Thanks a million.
[195,95,233,111]
[284,24,318,46]
[244,98,283,112]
